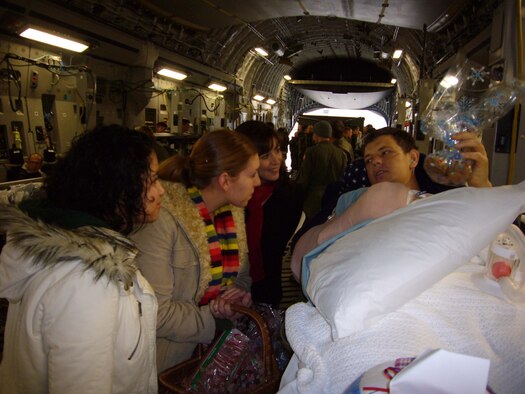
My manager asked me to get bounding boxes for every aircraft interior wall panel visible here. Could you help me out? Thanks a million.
[513,104,525,184]
[395,98,407,127]
[484,124,499,184]
[92,77,122,128]
[94,101,122,129]
[146,96,162,127]
[158,100,169,127]
[53,100,81,154]
[491,151,511,186]
[489,0,516,81]
[514,15,525,184]
[23,98,46,155]
[150,78,177,129]
[0,39,92,157]
[196,97,206,134]
[0,105,28,154]
[181,90,208,134]
[200,95,225,133]
[170,91,181,133]
[487,0,525,185]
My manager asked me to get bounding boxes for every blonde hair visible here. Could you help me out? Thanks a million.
[159,129,256,189]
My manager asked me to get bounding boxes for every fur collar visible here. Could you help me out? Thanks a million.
[160,181,248,301]
[0,204,138,289]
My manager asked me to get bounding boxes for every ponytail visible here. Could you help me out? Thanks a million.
[158,155,191,186]
[159,130,257,189]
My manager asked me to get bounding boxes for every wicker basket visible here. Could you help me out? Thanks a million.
[158,304,281,393]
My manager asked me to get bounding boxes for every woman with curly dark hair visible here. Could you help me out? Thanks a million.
[0,124,165,393]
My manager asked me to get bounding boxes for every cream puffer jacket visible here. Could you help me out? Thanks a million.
[0,204,158,394]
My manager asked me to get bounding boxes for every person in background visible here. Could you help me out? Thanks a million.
[131,129,259,372]
[156,121,168,133]
[181,118,192,135]
[363,124,375,135]
[350,125,364,158]
[332,120,354,162]
[7,153,45,181]
[136,124,170,163]
[290,123,315,173]
[0,125,165,393]
[291,127,492,281]
[296,120,347,221]
[289,127,302,173]
[342,124,353,143]
[236,121,304,307]
[298,124,315,163]
[276,126,290,165]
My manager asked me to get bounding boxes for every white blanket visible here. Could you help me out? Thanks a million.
[279,264,525,394]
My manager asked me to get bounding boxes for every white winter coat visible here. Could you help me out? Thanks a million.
[0,204,158,394]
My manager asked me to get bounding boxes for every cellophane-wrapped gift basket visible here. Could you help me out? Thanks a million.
[421,55,525,186]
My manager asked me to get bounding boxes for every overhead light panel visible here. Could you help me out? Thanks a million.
[157,68,187,81]
[440,75,459,89]
[254,47,269,57]
[208,82,227,92]
[390,78,397,84]
[20,27,89,53]
[284,75,292,81]
[272,42,285,57]
[392,49,403,59]
[266,98,276,105]
[253,95,265,101]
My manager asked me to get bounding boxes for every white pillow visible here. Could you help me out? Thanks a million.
[305,182,525,340]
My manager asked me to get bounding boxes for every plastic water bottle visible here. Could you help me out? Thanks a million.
[487,233,518,281]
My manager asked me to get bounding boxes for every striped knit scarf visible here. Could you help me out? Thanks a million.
[188,186,240,305]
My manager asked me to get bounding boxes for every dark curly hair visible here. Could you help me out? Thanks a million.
[44,124,155,234]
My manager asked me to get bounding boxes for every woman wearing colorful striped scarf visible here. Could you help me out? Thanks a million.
[132,129,260,373]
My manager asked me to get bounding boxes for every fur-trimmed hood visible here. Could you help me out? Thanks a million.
[160,181,249,302]
[0,204,139,302]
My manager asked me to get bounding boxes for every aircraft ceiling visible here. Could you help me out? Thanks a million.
[0,0,502,111]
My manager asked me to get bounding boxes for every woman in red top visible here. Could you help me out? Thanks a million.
[237,121,304,307]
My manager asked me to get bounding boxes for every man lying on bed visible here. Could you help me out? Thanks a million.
[291,127,492,282]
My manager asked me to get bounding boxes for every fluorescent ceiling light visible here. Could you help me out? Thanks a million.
[20,27,88,53]
[253,95,265,101]
[440,75,459,89]
[390,78,397,84]
[266,98,276,105]
[208,83,227,92]
[157,68,187,81]
[254,47,269,57]
[392,49,403,59]
[284,75,292,81]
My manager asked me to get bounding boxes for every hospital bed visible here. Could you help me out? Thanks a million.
[279,183,525,394]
